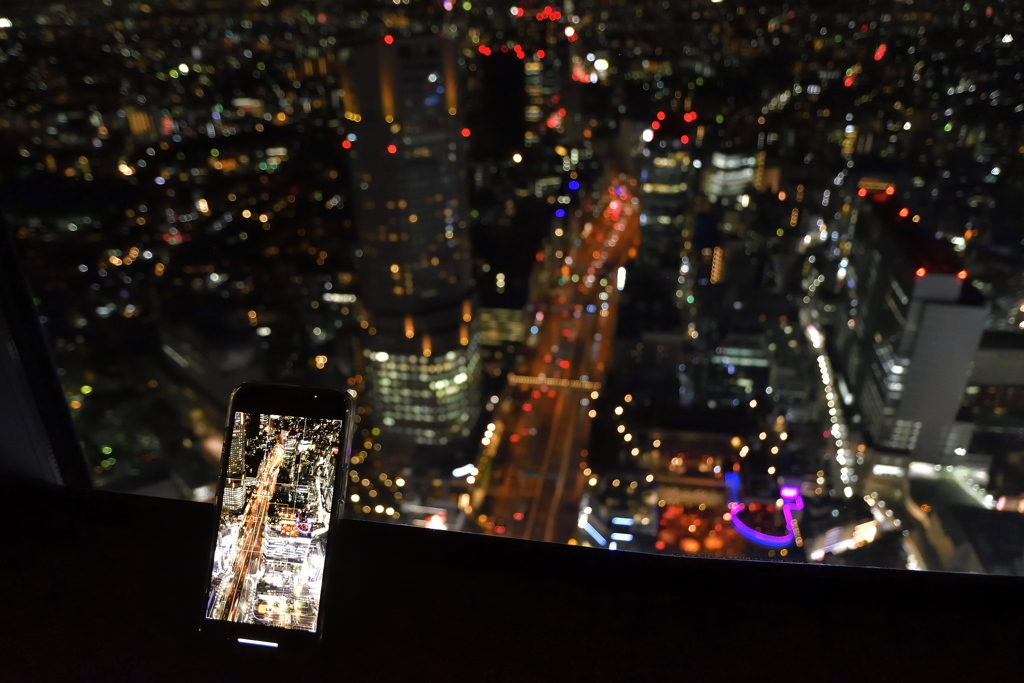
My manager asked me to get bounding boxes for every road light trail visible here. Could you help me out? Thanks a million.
[474,174,641,543]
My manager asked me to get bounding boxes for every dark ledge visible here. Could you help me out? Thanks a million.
[10,482,1023,681]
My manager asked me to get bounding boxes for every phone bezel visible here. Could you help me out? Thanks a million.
[199,382,355,650]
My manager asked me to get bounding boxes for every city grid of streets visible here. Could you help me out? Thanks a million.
[207,412,342,632]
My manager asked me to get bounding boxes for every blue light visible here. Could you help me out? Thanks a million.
[610,532,634,542]
[584,522,607,546]
[568,180,580,190]
[610,517,635,526]
[530,325,539,334]
[555,209,566,218]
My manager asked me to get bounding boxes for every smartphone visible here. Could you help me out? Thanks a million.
[200,382,355,650]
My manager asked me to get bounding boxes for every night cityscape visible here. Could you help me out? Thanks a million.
[3,0,1024,575]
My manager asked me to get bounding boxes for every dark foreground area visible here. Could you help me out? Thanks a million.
[7,481,1023,681]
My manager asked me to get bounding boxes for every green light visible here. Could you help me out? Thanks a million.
[462,1,472,9]
[371,428,380,436]
[81,385,93,395]
[695,77,704,86]
[259,162,268,171]
[715,114,725,124]
[944,123,953,132]
[210,149,219,157]
[169,69,179,79]
[686,295,695,304]
[102,446,113,455]
[470,209,480,218]
[257,62,266,71]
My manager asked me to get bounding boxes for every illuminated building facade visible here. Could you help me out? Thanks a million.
[639,151,688,271]
[704,152,756,202]
[342,36,481,446]
[833,201,988,462]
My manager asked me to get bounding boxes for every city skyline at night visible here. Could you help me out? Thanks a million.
[3,0,1024,575]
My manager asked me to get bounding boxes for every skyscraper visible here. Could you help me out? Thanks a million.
[341,36,481,447]
[833,199,988,462]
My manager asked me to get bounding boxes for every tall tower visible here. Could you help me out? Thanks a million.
[341,36,481,447]
[834,199,988,462]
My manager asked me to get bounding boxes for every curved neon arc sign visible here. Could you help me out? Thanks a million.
[724,473,803,549]
[728,503,795,548]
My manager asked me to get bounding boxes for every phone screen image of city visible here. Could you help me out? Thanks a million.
[206,412,344,632]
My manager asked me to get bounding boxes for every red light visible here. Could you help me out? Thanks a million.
[341,140,351,149]
[874,44,887,61]
[494,526,506,534]
[531,390,541,399]
[461,127,471,137]
[899,208,910,218]
[915,267,927,277]
[383,35,394,45]
[537,49,545,59]
[559,359,571,369]
[478,45,491,56]
[651,121,660,130]
[885,185,895,195]
[523,403,533,412]
[958,270,968,280]
[387,144,397,154]
[683,112,696,123]
[656,111,666,121]
[510,434,520,443]
[680,135,690,144]
[513,512,525,521]
[844,76,854,87]
[857,188,867,197]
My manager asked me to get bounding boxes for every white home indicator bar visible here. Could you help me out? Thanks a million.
[238,638,278,648]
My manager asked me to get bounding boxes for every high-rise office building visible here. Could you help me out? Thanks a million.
[638,150,688,272]
[704,151,756,202]
[833,199,988,462]
[341,36,481,446]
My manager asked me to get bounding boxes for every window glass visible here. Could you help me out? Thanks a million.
[5,2,1024,575]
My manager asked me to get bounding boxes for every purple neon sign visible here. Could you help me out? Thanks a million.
[726,482,804,549]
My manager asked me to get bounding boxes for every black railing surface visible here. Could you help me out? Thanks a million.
[8,480,1022,681]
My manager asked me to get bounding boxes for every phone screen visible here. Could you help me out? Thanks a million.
[205,411,345,634]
